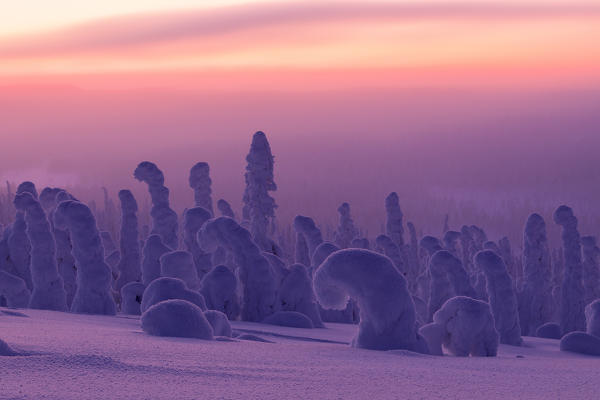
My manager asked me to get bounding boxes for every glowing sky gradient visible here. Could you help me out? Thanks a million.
[1,1,599,237]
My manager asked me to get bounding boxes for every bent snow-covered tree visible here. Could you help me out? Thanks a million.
[242,131,278,252]
[14,192,67,311]
[198,217,278,322]
[54,201,116,315]
[115,190,141,293]
[554,205,586,334]
[189,162,214,215]
[134,161,179,250]
[313,248,428,352]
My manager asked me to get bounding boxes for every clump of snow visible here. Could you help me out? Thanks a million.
[553,205,586,334]
[475,250,522,345]
[585,300,600,337]
[189,162,214,215]
[141,234,170,286]
[120,282,145,315]
[536,323,562,339]
[160,251,200,290]
[204,310,233,337]
[53,200,116,315]
[141,299,214,339]
[115,190,141,293]
[134,161,179,250]
[278,264,324,328]
[263,311,314,329]
[198,217,277,322]
[200,265,240,320]
[141,277,206,313]
[314,248,427,352]
[560,331,600,356]
[420,296,499,357]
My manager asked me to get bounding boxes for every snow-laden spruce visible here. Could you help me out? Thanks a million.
[183,207,213,279]
[428,250,476,321]
[419,296,499,357]
[278,263,324,328]
[189,162,214,215]
[14,192,67,311]
[334,203,357,249]
[141,277,206,313]
[160,251,200,290]
[553,205,586,334]
[200,265,240,320]
[0,269,30,307]
[581,236,600,307]
[242,131,277,252]
[53,200,116,315]
[313,248,428,352]
[198,217,278,322]
[141,234,170,286]
[519,213,554,336]
[134,161,179,250]
[385,192,405,248]
[142,299,213,339]
[217,199,235,219]
[375,234,406,275]
[53,190,77,307]
[475,250,522,345]
[293,215,323,265]
[115,190,141,293]
[120,282,145,315]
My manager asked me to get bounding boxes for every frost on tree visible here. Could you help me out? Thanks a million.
[53,200,116,315]
[554,205,586,334]
[134,161,179,250]
[14,192,67,311]
[200,264,240,320]
[385,192,405,248]
[375,234,406,275]
[242,131,278,252]
[334,203,357,249]
[160,251,200,290]
[278,264,324,328]
[198,217,278,322]
[189,162,214,215]
[581,236,600,307]
[115,190,141,293]
[428,250,476,321]
[0,269,30,308]
[293,215,323,266]
[182,207,213,279]
[142,299,214,340]
[141,234,170,286]
[217,199,235,219]
[519,213,554,336]
[419,296,499,357]
[313,248,428,352]
[475,250,522,345]
[141,277,207,313]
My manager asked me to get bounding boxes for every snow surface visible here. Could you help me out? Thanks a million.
[1,307,599,399]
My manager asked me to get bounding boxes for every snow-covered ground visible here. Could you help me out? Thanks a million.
[1,308,598,400]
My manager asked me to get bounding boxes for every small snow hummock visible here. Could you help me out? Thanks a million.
[141,234,170,286]
[263,311,314,329]
[536,323,562,339]
[200,265,240,320]
[278,263,324,328]
[314,248,428,352]
[14,192,68,311]
[204,310,232,337]
[120,282,145,315]
[475,250,522,346]
[554,205,586,334]
[0,338,19,356]
[53,200,116,315]
[115,190,142,293]
[160,251,200,290]
[419,296,499,357]
[141,299,214,339]
[140,277,207,313]
[134,161,179,250]
[189,162,214,215]
[560,332,600,356]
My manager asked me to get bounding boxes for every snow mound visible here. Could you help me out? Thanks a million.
[141,299,214,339]
[560,331,600,356]
[536,323,562,339]
[0,338,19,356]
[204,310,232,337]
[121,282,145,315]
[141,277,207,313]
[263,311,314,329]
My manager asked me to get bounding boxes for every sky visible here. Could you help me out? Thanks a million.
[1,0,599,239]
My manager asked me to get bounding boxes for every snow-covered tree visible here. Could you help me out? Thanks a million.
[115,190,141,292]
[0,269,30,308]
[189,162,213,215]
[385,192,404,248]
[334,203,357,249]
[200,264,240,320]
[375,234,406,275]
[581,236,600,307]
[141,234,170,286]
[217,199,235,219]
[160,251,200,290]
[278,263,324,328]
[182,207,213,279]
[293,215,323,265]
